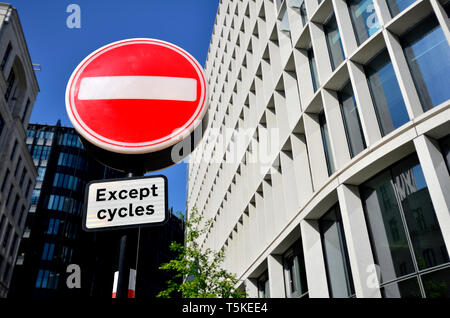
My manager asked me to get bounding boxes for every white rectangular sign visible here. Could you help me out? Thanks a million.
[83,175,168,231]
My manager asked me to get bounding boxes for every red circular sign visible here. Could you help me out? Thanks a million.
[65,38,208,154]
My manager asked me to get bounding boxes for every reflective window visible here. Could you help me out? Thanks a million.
[283,240,308,298]
[319,110,336,175]
[319,205,355,298]
[324,15,345,70]
[439,134,450,174]
[338,82,366,157]
[257,271,270,298]
[381,277,422,298]
[361,154,450,297]
[386,0,416,17]
[365,49,409,136]
[307,46,319,92]
[402,15,450,111]
[348,0,380,45]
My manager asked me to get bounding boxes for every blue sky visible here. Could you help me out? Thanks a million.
[10,0,219,215]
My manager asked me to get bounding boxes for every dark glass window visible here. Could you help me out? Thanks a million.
[319,205,355,298]
[257,271,270,298]
[21,99,30,123]
[2,224,11,248]
[307,46,319,92]
[338,82,366,157]
[283,240,308,297]
[4,68,15,101]
[439,134,450,174]
[0,113,4,137]
[381,277,422,298]
[1,168,9,193]
[319,110,336,175]
[365,49,409,136]
[324,15,345,70]
[0,43,12,71]
[361,154,449,297]
[386,0,416,17]
[300,1,307,26]
[348,0,380,45]
[401,15,450,111]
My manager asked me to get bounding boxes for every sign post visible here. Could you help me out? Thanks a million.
[66,38,208,299]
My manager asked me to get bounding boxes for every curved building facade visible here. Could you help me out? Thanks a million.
[187,0,450,298]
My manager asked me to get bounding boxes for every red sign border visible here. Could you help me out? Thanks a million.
[65,38,208,154]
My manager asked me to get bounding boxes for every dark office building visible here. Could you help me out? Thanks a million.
[9,123,185,297]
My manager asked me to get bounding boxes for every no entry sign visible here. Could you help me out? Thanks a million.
[65,38,208,159]
[83,175,168,231]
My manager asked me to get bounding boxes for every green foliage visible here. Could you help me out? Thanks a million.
[157,207,246,298]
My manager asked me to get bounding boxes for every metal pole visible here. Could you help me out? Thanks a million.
[115,171,141,299]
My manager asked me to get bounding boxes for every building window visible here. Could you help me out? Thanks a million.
[10,140,17,160]
[257,271,270,298]
[41,242,55,261]
[365,49,409,136]
[361,154,450,297]
[307,46,319,92]
[283,240,308,298]
[324,14,345,70]
[319,110,336,176]
[319,205,355,298]
[300,1,307,26]
[348,0,380,45]
[1,168,10,193]
[2,224,11,248]
[21,99,30,123]
[0,113,4,137]
[338,82,366,157]
[14,157,22,177]
[4,68,15,101]
[401,15,450,111]
[31,189,40,205]
[0,43,12,71]
[439,134,450,174]
[386,0,416,17]
[36,167,46,182]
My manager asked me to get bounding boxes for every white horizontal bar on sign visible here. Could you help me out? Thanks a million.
[78,76,197,101]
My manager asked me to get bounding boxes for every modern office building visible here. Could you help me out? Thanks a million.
[0,3,39,297]
[9,123,185,297]
[187,0,450,298]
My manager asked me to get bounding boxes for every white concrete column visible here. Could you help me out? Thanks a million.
[414,134,450,255]
[322,88,351,170]
[332,0,358,57]
[267,254,286,298]
[383,29,423,119]
[245,278,259,298]
[348,60,383,146]
[337,184,382,298]
[300,219,330,297]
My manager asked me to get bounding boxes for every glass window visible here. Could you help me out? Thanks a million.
[257,271,270,298]
[319,110,336,175]
[380,277,422,298]
[37,167,46,182]
[21,99,30,123]
[0,113,4,137]
[10,141,17,160]
[361,154,450,296]
[300,2,307,26]
[402,15,450,111]
[1,43,12,71]
[35,269,44,288]
[324,15,345,70]
[4,68,15,101]
[307,46,319,92]
[2,224,11,248]
[338,82,366,157]
[365,49,409,136]
[422,267,450,298]
[439,134,450,174]
[31,189,40,205]
[319,205,355,298]
[1,168,10,193]
[348,0,380,45]
[386,0,416,17]
[283,240,308,298]
[280,6,290,33]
